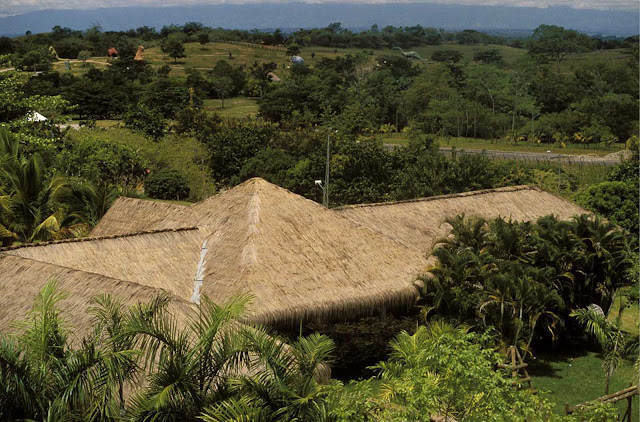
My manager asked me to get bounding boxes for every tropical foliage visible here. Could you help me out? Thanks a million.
[4,282,622,421]
[419,214,633,353]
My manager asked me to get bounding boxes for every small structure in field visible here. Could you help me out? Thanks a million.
[134,45,145,61]
[107,47,119,58]
[290,55,305,65]
[267,72,281,82]
[26,111,47,122]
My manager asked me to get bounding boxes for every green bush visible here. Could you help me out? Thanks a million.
[145,169,190,200]
[580,180,639,234]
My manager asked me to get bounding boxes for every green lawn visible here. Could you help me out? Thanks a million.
[202,97,259,119]
[610,295,639,335]
[379,133,625,157]
[529,351,638,415]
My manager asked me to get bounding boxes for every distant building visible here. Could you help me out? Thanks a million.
[267,72,281,82]
[26,111,47,122]
[290,55,305,65]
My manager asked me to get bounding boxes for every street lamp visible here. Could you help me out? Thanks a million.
[315,180,325,205]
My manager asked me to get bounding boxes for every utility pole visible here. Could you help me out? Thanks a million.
[324,132,330,207]
[558,151,562,191]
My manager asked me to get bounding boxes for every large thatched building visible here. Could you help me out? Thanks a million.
[0,179,589,336]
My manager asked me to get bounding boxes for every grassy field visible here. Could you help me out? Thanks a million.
[529,351,638,415]
[379,133,625,157]
[67,119,121,128]
[202,97,259,118]
[142,41,367,78]
[409,43,527,64]
[609,294,639,335]
[560,48,633,73]
[130,42,529,76]
[61,42,631,80]
[52,58,112,75]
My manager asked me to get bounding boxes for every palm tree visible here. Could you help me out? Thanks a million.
[125,294,253,421]
[61,180,120,229]
[440,214,488,251]
[573,215,630,313]
[0,280,141,421]
[571,304,630,394]
[422,247,485,324]
[87,294,146,418]
[1,129,99,245]
[201,329,335,422]
[0,151,75,244]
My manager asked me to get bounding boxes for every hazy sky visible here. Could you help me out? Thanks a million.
[1,0,637,16]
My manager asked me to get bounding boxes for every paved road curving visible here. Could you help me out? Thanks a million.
[438,147,622,166]
[384,143,623,166]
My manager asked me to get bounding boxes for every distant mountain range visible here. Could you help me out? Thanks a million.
[0,3,637,37]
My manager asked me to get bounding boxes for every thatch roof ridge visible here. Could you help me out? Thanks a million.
[334,185,539,210]
[238,178,429,250]
[4,228,205,301]
[0,227,200,252]
[0,253,193,306]
[0,254,197,342]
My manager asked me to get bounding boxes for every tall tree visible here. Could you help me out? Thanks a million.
[161,33,186,63]
[528,25,594,71]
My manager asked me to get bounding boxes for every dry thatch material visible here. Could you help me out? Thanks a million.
[90,197,188,237]
[152,178,427,324]
[4,228,203,301]
[336,185,588,254]
[2,179,427,325]
[1,181,588,330]
[0,254,195,339]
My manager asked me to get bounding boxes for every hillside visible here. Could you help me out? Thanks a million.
[51,41,630,81]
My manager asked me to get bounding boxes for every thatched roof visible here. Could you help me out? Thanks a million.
[3,228,203,300]
[2,181,589,331]
[3,179,427,325]
[0,254,195,339]
[90,197,187,237]
[336,185,589,254]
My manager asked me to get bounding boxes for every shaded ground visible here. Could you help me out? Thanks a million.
[529,351,638,415]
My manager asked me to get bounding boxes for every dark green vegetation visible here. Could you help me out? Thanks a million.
[144,169,190,200]
[1,23,637,148]
[1,281,626,421]
[420,214,634,351]
[579,145,639,234]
